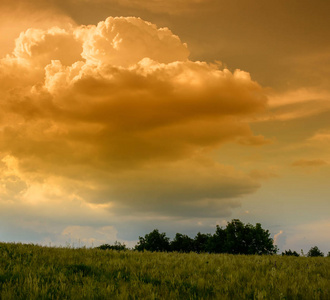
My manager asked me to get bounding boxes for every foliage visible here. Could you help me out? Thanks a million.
[193,232,211,253]
[219,219,278,255]
[135,229,170,252]
[136,219,278,255]
[170,233,194,253]
[282,249,300,257]
[97,241,127,251]
[0,242,329,299]
[307,246,324,257]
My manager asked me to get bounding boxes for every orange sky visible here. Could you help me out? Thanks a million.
[0,0,330,252]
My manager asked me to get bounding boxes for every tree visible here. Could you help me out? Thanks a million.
[135,229,170,252]
[193,232,211,253]
[224,219,246,254]
[170,233,194,252]
[307,246,324,257]
[250,222,278,255]
[282,249,299,257]
[222,220,277,255]
[208,225,226,253]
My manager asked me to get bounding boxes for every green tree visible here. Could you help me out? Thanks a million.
[170,233,194,252]
[208,225,226,253]
[307,246,324,257]
[218,220,277,255]
[250,222,278,255]
[224,219,246,254]
[193,232,211,253]
[135,229,170,252]
[194,232,211,253]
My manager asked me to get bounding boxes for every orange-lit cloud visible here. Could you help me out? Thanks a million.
[308,130,330,143]
[0,16,267,217]
[291,159,328,167]
[256,89,330,122]
[76,0,213,14]
[249,168,278,181]
[0,0,75,57]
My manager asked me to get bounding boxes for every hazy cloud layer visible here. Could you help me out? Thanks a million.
[267,89,330,122]
[292,159,328,168]
[0,17,267,220]
[73,0,212,14]
[283,220,330,254]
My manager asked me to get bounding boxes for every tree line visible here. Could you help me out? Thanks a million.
[282,246,328,257]
[134,219,277,254]
[99,219,278,255]
[97,219,329,256]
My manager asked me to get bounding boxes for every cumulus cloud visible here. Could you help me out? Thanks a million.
[0,155,27,202]
[0,16,267,219]
[0,0,75,57]
[76,17,189,66]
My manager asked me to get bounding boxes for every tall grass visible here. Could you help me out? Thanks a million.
[0,242,329,299]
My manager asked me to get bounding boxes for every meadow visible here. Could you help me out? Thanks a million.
[0,242,329,299]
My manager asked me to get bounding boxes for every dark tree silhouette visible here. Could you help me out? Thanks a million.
[171,233,194,253]
[193,232,211,253]
[222,219,277,255]
[208,225,226,253]
[224,219,246,254]
[134,219,278,255]
[282,249,299,257]
[135,229,170,252]
[307,246,324,257]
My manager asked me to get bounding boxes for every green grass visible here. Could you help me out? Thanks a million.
[0,242,329,299]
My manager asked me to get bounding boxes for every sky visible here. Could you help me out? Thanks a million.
[0,0,330,253]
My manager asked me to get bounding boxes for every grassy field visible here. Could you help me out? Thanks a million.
[0,242,329,299]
